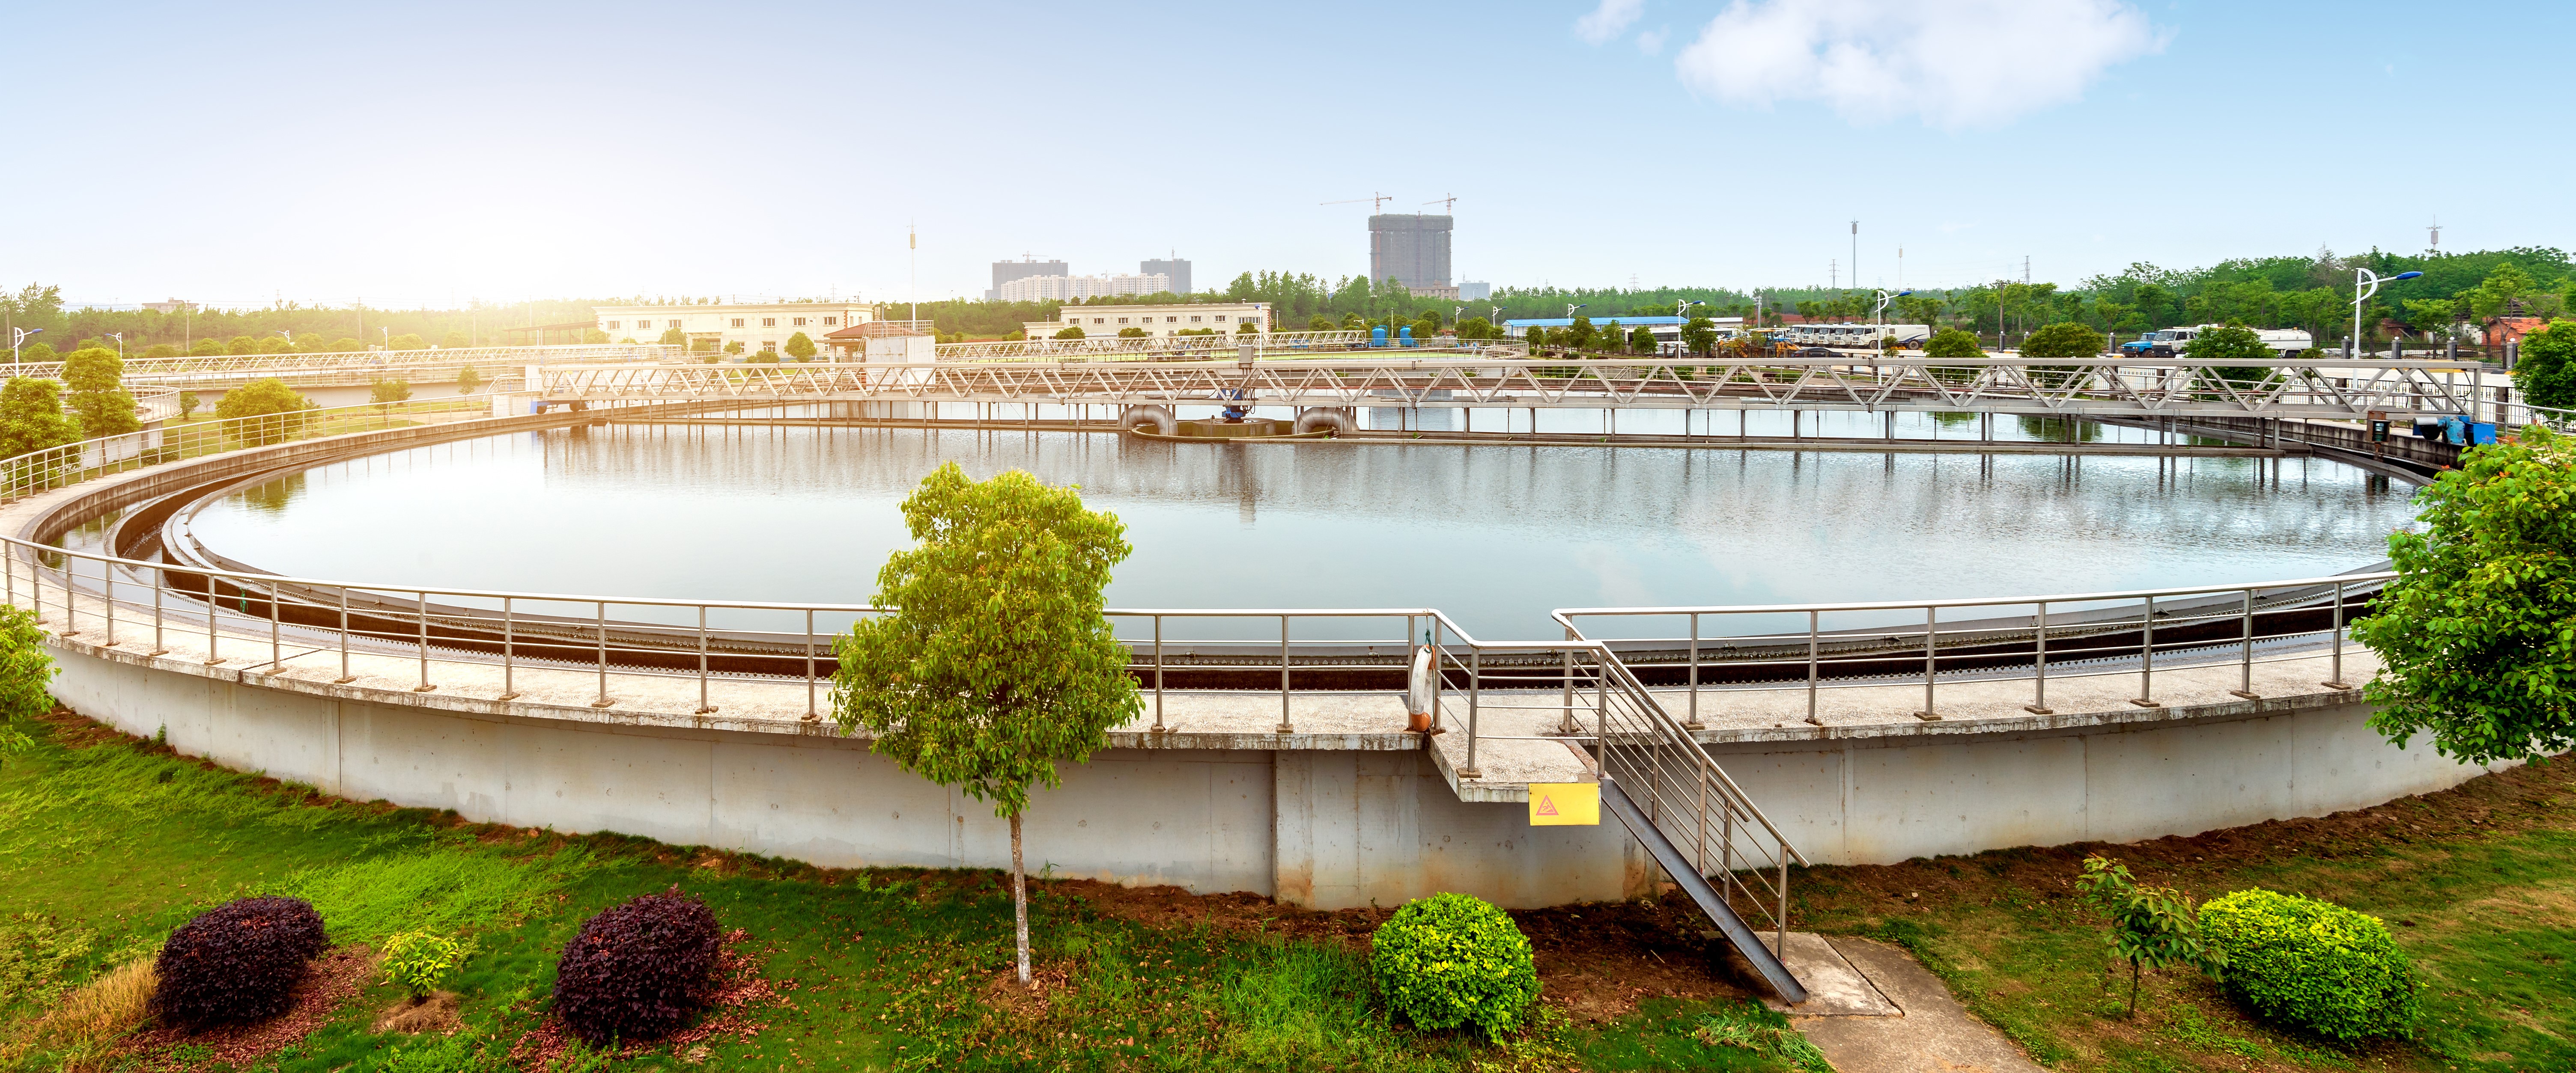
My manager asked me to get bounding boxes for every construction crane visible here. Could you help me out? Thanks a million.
[1423,194,1456,213]
[1320,193,1393,211]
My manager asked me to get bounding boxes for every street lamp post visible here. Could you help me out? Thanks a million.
[1872,289,1913,363]
[106,332,124,359]
[2349,269,2424,358]
[10,327,42,375]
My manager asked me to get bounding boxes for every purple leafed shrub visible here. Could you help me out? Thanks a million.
[149,896,331,1030]
[552,886,722,1044]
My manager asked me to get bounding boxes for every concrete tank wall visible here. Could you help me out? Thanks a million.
[46,644,1645,910]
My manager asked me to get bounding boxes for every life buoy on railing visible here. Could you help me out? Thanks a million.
[1118,405,1176,436]
[1407,644,1435,732]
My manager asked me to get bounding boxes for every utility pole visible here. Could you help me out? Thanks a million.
[909,223,918,327]
[1851,220,1859,292]
[1830,259,1838,290]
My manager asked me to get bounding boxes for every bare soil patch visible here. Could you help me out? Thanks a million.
[370,990,460,1035]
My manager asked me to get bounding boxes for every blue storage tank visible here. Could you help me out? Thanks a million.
[1371,326,1388,348]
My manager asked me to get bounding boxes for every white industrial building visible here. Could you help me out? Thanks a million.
[995,273,1172,303]
[1023,302,1271,338]
[593,302,874,354]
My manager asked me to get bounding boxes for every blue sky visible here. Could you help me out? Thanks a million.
[9,0,2570,309]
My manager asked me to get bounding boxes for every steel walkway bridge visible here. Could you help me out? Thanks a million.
[528,353,2519,423]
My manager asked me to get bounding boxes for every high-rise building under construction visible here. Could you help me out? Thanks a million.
[1368,214,1455,299]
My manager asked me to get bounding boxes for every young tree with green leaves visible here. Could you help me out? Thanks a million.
[61,347,138,437]
[440,330,471,348]
[1629,324,1658,354]
[0,378,83,459]
[215,378,318,446]
[785,332,817,361]
[1566,315,1596,350]
[658,327,686,346]
[1680,317,1717,355]
[177,392,199,420]
[2181,323,2275,393]
[0,604,54,767]
[2076,856,2223,1017]
[2355,425,2576,763]
[2017,322,2104,360]
[1922,328,1983,359]
[370,378,412,418]
[2514,320,2576,413]
[456,366,484,394]
[830,463,1141,987]
[388,333,426,351]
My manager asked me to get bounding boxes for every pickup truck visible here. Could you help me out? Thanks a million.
[2123,325,2315,359]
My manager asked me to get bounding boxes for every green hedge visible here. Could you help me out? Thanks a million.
[1368,892,1539,1040]
[2199,889,2420,1041]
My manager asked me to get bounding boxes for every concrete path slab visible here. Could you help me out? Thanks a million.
[1772,933,2044,1073]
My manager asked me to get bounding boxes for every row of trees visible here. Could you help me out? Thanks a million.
[0,285,602,354]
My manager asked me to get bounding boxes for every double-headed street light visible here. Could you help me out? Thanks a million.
[10,327,43,375]
[2350,269,2424,358]
[1873,289,1914,360]
[105,332,124,358]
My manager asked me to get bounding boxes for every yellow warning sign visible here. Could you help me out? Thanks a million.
[1528,782,1600,826]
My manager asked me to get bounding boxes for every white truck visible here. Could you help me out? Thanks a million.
[2125,324,2314,359]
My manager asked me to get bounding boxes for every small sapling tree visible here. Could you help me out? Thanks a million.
[0,604,54,766]
[830,463,1141,986]
[785,331,817,361]
[62,347,139,437]
[178,391,200,419]
[2182,323,2276,395]
[2515,319,2576,412]
[456,365,483,394]
[2077,856,2222,1017]
[2354,425,2576,762]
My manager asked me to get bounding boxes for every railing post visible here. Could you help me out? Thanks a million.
[151,568,166,656]
[1915,605,1938,720]
[2131,594,2159,707]
[805,608,817,720]
[1275,614,1292,734]
[2231,587,2260,700]
[1465,647,1479,739]
[2324,581,2351,689]
[589,600,610,707]
[414,591,432,691]
[1778,857,1791,955]
[1152,615,1165,732]
[205,575,221,665]
[101,559,115,647]
[335,586,353,682]
[2025,600,2051,714]
[268,578,280,669]
[1559,633,1577,735]
[1805,610,1820,726]
[1430,617,1444,733]
[500,597,517,700]
[1685,612,1702,729]
[696,605,714,714]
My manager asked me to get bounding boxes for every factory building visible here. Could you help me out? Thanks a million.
[593,301,874,354]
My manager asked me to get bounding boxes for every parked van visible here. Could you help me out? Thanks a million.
[2131,325,2314,359]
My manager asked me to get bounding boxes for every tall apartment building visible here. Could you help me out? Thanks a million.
[1368,214,1455,299]
[995,273,1170,303]
[986,258,1069,300]
[1139,257,1191,297]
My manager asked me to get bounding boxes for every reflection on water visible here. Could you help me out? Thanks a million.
[185,424,2418,641]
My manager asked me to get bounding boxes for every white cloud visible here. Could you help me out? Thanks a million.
[1673,0,2163,129]
[1637,27,1670,54]
[1576,0,1644,44]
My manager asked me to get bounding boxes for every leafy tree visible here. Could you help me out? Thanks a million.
[784,332,817,361]
[16,343,55,365]
[253,336,291,354]
[657,327,685,346]
[2182,323,2275,392]
[224,336,256,355]
[2468,262,2536,321]
[723,340,744,355]
[830,463,1141,986]
[2018,322,2104,360]
[1680,317,1717,355]
[0,604,54,767]
[1052,326,1085,340]
[1307,316,1333,331]
[582,328,610,344]
[0,378,83,459]
[440,331,471,348]
[456,366,484,394]
[1525,326,1545,352]
[1117,327,1149,338]
[331,338,363,353]
[61,348,139,437]
[188,339,223,357]
[1629,325,1658,354]
[2514,320,2576,412]
[2403,297,2463,340]
[1566,315,1596,350]
[178,392,199,419]
[2077,856,2222,1017]
[214,378,318,445]
[750,350,781,363]
[370,378,412,410]
[2355,425,2576,763]
[388,333,426,351]
[1236,321,1258,335]
[141,343,180,360]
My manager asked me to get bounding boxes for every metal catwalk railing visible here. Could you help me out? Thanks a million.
[4,343,677,384]
[528,355,2530,422]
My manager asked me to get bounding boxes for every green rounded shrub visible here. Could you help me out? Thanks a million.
[1369,892,1539,1040]
[2199,889,2420,1042]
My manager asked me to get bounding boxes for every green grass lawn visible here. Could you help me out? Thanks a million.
[1794,759,2576,1072]
[0,711,1803,1073]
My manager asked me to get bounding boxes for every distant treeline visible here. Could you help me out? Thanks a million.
[9,246,2566,352]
